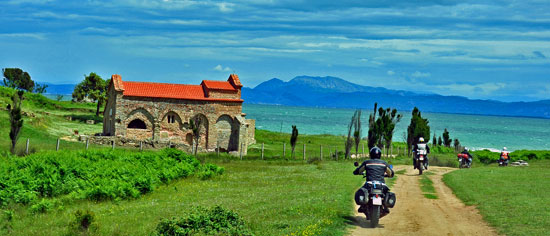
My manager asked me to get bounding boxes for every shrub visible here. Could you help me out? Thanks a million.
[197,164,225,180]
[69,209,96,233]
[30,198,57,214]
[154,206,253,236]
[0,149,223,207]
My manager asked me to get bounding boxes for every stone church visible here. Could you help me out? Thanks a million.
[102,74,255,154]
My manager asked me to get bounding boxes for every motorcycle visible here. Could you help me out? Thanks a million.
[498,157,509,166]
[457,153,471,168]
[414,149,428,175]
[353,162,396,228]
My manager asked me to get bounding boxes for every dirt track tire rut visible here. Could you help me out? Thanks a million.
[349,166,499,236]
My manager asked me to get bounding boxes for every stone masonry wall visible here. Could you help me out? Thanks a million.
[207,90,239,100]
[110,95,250,152]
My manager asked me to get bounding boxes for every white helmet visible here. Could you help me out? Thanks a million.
[419,137,425,142]
[503,147,507,151]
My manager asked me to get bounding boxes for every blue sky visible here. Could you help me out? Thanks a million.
[1,0,549,102]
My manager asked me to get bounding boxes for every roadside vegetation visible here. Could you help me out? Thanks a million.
[444,160,550,236]
[3,85,550,235]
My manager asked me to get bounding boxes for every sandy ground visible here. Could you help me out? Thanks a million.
[349,166,499,236]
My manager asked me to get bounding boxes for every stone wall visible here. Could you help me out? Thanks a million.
[207,90,239,100]
[105,94,254,154]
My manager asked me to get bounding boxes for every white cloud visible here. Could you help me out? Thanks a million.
[434,82,507,96]
[217,2,235,12]
[0,33,45,40]
[411,71,430,78]
[214,64,232,72]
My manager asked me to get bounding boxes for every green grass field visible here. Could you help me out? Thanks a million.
[1,159,363,236]
[443,160,550,236]
[3,85,550,235]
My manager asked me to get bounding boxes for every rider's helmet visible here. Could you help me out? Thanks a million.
[419,137,425,143]
[370,147,382,159]
[503,147,507,151]
[464,147,469,152]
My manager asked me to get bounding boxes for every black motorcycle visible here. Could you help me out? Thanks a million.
[498,158,509,166]
[414,149,428,175]
[353,162,396,228]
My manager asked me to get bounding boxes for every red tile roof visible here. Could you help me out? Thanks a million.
[228,74,243,87]
[119,80,242,102]
[111,74,124,91]
[201,80,237,91]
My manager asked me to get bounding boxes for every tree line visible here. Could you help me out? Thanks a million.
[286,103,462,159]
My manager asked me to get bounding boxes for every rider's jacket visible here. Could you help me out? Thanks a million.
[460,150,473,159]
[414,143,430,156]
[353,159,393,183]
[500,151,509,159]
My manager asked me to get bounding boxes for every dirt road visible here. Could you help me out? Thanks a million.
[349,166,499,236]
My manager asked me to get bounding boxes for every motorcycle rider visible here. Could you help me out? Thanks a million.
[500,147,510,165]
[460,148,473,167]
[353,147,394,214]
[413,137,430,170]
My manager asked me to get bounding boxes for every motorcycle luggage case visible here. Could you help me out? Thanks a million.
[354,187,368,205]
[384,192,396,208]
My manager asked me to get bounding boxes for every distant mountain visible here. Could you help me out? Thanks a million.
[242,76,550,118]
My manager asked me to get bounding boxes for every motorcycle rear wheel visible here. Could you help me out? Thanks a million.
[418,162,423,175]
[369,205,380,228]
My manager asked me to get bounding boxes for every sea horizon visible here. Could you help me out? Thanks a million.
[243,103,550,151]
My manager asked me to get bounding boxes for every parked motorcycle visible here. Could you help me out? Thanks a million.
[414,149,428,175]
[457,153,471,168]
[353,162,396,228]
[498,158,509,166]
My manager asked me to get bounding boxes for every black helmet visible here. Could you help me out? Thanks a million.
[370,147,382,159]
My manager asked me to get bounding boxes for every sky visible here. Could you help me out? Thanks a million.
[1,0,549,102]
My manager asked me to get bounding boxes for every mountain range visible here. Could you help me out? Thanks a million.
[241,76,550,119]
[36,76,550,118]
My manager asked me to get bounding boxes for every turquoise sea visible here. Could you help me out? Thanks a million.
[242,104,550,151]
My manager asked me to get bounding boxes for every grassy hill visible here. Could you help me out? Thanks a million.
[0,86,104,154]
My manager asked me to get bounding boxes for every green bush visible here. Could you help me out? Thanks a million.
[155,205,253,236]
[69,209,96,233]
[472,150,550,164]
[0,148,223,207]
[197,164,225,180]
[30,198,58,214]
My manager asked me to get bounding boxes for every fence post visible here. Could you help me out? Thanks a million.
[25,138,29,155]
[261,143,264,160]
[217,141,220,158]
[335,147,338,161]
[362,143,365,158]
[56,138,60,151]
[283,142,286,157]
[240,143,243,160]
[320,145,323,161]
[303,143,306,161]
[112,140,115,150]
[86,138,89,150]
[140,141,143,151]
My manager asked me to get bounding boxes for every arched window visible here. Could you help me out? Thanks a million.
[128,119,147,129]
